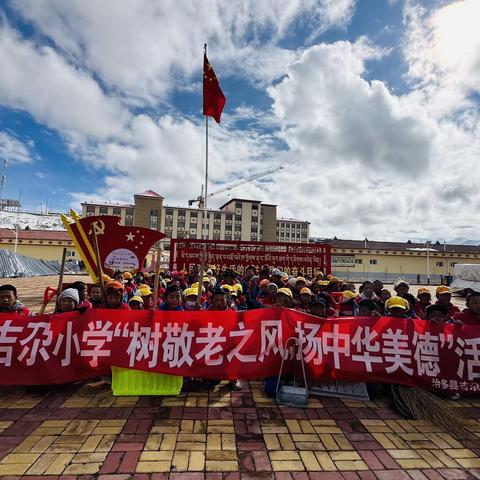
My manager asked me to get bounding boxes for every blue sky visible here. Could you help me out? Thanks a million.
[1,0,480,241]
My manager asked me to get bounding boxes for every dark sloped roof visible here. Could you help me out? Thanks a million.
[0,229,71,241]
[329,238,480,254]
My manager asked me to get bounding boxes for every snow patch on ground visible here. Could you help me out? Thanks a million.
[0,211,72,230]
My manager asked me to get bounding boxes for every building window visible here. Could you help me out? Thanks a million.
[436,261,444,267]
[190,211,197,217]
[125,218,133,226]
[165,220,173,227]
[355,259,363,264]
[189,223,197,229]
[214,213,221,220]
[86,206,95,213]
[369,259,377,265]
[450,262,456,267]
[99,206,108,214]
[149,209,159,229]
[165,208,173,216]
[226,214,233,221]
[225,234,232,240]
[177,221,185,228]
[235,201,242,208]
[113,207,121,215]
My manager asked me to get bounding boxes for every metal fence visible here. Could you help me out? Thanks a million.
[0,249,83,278]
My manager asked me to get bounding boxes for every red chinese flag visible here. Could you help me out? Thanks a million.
[74,215,165,274]
[203,54,226,123]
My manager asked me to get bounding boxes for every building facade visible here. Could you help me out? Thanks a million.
[81,191,310,250]
[312,238,480,284]
[277,218,310,243]
[2,226,480,285]
[0,228,76,261]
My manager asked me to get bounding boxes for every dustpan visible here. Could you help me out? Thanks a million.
[275,337,309,408]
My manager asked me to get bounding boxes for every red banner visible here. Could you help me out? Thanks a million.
[1,309,479,394]
[170,239,331,276]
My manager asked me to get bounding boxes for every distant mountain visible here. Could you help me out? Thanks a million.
[448,238,480,246]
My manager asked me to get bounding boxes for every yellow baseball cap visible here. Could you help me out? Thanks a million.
[436,286,450,295]
[233,283,243,293]
[296,277,307,283]
[277,288,293,298]
[418,287,430,295]
[342,290,358,299]
[129,296,144,304]
[184,288,199,298]
[138,286,152,296]
[329,276,340,283]
[300,287,312,296]
[221,284,234,292]
[386,296,409,310]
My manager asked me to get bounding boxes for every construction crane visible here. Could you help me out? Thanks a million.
[188,164,283,208]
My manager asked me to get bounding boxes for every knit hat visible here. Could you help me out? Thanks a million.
[394,279,409,289]
[58,288,79,305]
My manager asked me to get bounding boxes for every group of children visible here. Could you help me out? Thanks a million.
[0,267,479,326]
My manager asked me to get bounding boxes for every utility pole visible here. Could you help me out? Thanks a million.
[0,159,8,211]
[426,241,431,285]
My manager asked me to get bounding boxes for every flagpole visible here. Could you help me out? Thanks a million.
[197,44,209,306]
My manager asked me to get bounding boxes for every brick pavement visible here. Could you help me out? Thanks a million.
[0,381,479,479]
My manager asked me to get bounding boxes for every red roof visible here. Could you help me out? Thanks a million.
[135,190,163,198]
[0,228,71,241]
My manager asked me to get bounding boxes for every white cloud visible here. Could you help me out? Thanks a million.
[403,0,480,118]
[0,23,129,140]
[268,39,434,174]
[10,0,356,101]
[4,0,480,243]
[0,131,34,163]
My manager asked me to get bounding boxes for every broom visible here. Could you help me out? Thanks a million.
[391,384,476,440]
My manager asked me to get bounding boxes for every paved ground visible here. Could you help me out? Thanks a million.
[0,275,475,478]
[0,381,479,479]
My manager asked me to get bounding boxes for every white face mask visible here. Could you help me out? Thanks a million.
[185,301,196,308]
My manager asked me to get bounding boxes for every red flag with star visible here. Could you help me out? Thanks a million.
[65,214,165,276]
[203,54,226,123]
